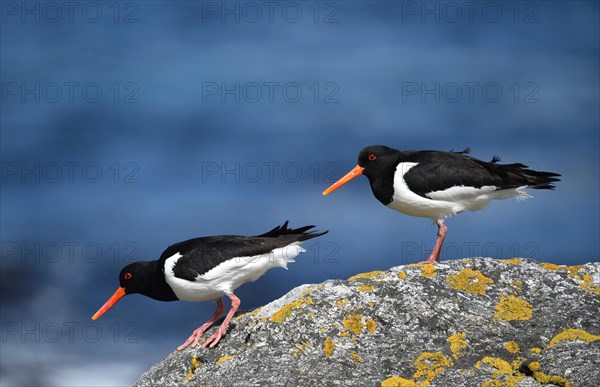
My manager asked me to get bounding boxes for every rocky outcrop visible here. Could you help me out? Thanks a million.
[133,258,600,387]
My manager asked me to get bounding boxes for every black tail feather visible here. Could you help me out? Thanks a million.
[258,221,328,241]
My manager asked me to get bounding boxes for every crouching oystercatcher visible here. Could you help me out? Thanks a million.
[323,145,560,263]
[92,221,327,349]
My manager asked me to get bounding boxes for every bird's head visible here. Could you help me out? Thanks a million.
[322,145,399,195]
[91,261,157,320]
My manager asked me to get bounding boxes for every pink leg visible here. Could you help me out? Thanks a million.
[201,293,240,349]
[422,220,447,264]
[177,298,225,351]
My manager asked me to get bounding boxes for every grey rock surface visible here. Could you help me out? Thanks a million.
[133,258,600,387]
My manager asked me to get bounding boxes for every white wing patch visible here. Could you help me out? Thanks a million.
[163,244,305,302]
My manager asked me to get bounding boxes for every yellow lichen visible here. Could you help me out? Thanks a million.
[527,362,572,387]
[398,271,407,280]
[293,342,310,358]
[493,295,533,321]
[566,265,585,278]
[476,356,513,375]
[446,269,494,295]
[358,284,375,292]
[338,331,351,337]
[343,314,365,335]
[510,279,523,291]
[541,263,561,270]
[215,355,235,365]
[448,333,467,359]
[500,258,522,264]
[580,274,600,296]
[530,347,542,354]
[413,352,453,385]
[481,380,503,387]
[351,353,363,363]
[547,328,600,348]
[476,356,526,387]
[335,298,349,306]
[324,337,334,357]
[366,318,377,333]
[381,376,417,387]
[348,270,385,281]
[420,264,437,279]
[270,296,313,323]
[504,341,520,354]
[183,357,201,382]
[369,301,375,309]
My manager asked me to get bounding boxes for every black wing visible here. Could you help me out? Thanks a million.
[159,222,327,281]
[403,151,560,197]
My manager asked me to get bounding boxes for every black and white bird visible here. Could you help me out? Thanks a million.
[92,222,327,349]
[323,145,560,263]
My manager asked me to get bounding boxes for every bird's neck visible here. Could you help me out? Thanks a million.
[139,261,179,302]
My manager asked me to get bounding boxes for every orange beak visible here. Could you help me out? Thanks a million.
[322,165,365,195]
[92,287,126,320]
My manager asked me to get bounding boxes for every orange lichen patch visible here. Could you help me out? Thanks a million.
[336,298,349,306]
[448,332,467,359]
[380,376,417,387]
[343,314,365,335]
[504,341,520,354]
[348,270,385,281]
[530,347,542,354]
[481,380,503,387]
[270,296,314,323]
[419,264,437,279]
[547,328,600,348]
[580,274,600,296]
[351,353,363,363]
[358,284,375,292]
[476,357,513,375]
[500,258,522,264]
[493,295,533,321]
[324,337,334,357]
[366,318,377,333]
[215,355,235,365]
[413,352,453,385]
[183,357,201,382]
[398,271,407,280]
[446,269,494,295]
[541,263,561,270]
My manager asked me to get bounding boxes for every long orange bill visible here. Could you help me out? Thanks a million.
[322,165,365,195]
[92,287,126,320]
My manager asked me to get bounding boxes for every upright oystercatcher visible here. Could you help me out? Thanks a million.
[92,221,327,349]
[322,145,560,263]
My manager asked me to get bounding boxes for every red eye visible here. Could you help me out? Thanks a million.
[124,273,133,280]
[368,154,377,161]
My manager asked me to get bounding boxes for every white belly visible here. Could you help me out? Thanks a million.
[163,244,304,302]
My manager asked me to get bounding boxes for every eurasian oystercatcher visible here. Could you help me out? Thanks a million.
[322,145,560,263]
[92,221,327,349]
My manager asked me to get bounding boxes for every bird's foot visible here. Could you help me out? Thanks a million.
[417,255,440,265]
[201,325,229,349]
[177,324,211,351]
